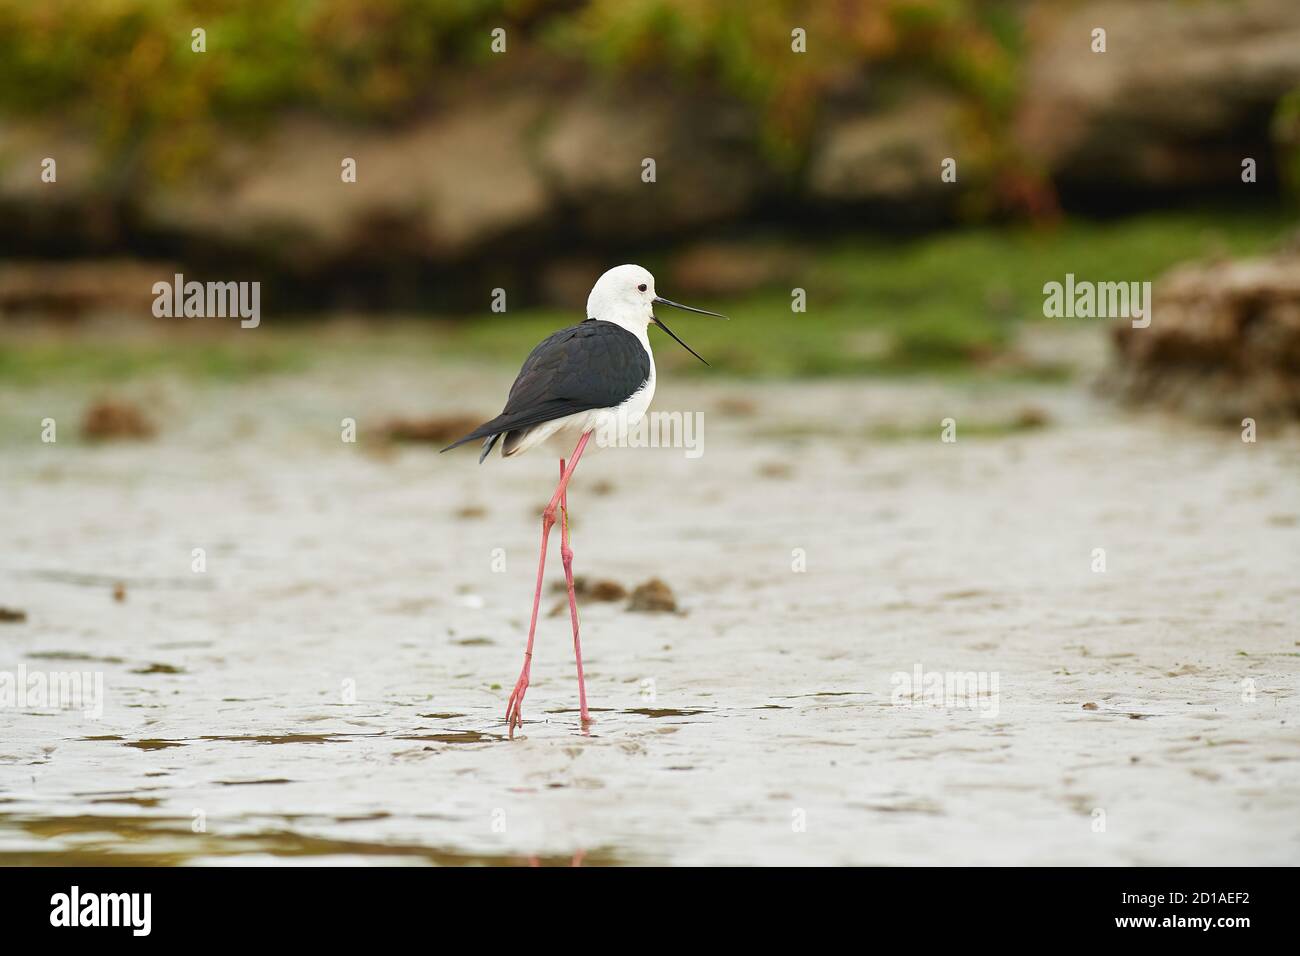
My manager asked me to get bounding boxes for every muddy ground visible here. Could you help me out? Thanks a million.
[1,341,1298,865]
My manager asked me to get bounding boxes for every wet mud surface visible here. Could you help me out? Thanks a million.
[2,356,1298,864]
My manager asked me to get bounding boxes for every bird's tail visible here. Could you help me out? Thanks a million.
[439,425,502,463]
[477,433,501,463]
[440,416,505,457]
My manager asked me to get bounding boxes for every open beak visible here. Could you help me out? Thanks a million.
[651,296,727,367]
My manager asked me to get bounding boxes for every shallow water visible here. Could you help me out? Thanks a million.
[2,355,1298,864]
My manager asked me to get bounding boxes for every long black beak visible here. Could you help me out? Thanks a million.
[651,296,727,367]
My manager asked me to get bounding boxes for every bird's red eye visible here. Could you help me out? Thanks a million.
[637,283,647,292]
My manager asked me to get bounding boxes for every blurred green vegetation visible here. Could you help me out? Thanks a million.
[1275,89,1300,198]
[0,340,310,385]
[5,206,1290,385]
[445,207,1294,377]
[0,0,1021,179]
[556,0,1021,169]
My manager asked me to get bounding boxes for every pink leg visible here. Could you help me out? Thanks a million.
[504,431,593,737]
[559,458,591,729]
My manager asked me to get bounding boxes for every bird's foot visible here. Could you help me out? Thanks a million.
[505,671,529,738]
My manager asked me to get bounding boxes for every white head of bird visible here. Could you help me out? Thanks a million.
[587,263,725,365]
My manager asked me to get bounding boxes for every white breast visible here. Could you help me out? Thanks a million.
[611,344,656,425]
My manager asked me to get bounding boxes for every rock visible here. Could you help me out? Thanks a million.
[806,91,962,211]
[549,576,627,601]
[0,260,175,319]
[582,578,628,602]
[142,96,553,265]
[0,120,97,195]
[82,399,156,441]
[1014,406,1050,430]
[548,576,628,617]
[1104,248,1300,420]
[536,88,767,240]
[627,577,677,614]
[1016,0,1300,192]
[757,461,794,480]
[668,241,804,297]
[4,83,767,288]
[380,414,484,445]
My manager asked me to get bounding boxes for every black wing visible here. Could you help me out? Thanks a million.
[441,320,650,457]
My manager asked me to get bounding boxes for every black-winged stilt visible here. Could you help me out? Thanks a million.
[442,264,725,736]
